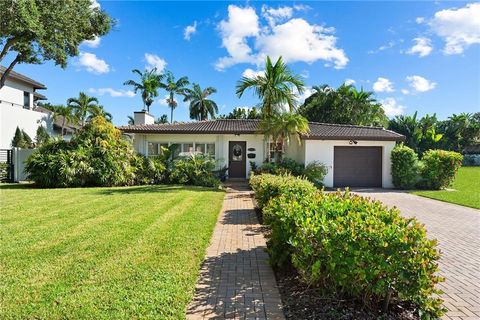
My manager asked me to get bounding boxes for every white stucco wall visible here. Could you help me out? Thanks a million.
[13,148,36,181]
[304,140,396,188]
[132,133,266,177]
[0,78,33,109]
[284,137,306,163]
[0,102,53,149]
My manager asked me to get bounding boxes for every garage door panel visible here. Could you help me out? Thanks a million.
[334,147,382,187]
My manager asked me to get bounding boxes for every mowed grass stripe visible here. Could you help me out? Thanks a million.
[0,185,225,320]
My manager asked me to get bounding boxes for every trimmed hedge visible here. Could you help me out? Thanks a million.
[420,150,463,190]
[391,144,420,189]
[253,174,445,318]
[249,173,316,210]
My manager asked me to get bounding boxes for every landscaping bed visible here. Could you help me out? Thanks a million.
[0,184,224,319]
[275,264,418,320]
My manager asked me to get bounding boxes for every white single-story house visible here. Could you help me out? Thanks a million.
[119,111,405,188]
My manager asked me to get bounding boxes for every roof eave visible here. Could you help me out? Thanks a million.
[301,135,405,142]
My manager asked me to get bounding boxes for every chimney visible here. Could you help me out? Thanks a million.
[133,111,154,125]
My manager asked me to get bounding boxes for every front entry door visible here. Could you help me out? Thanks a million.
[229,141,246,178]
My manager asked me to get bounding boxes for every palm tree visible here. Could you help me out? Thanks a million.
[127,116,135,125]
[159,71,189,123]
[67,92,100,127]
[87,105,113,122]
[183,83,219,121]
[123,68,162,113]
[56,105,77,136]
[236,56,305,116]
[155,114,169,124]
[259,112,310,162]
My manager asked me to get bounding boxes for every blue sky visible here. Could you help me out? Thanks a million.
[7,1,480,125]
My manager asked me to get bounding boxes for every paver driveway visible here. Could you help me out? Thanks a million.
[353,190,480,320]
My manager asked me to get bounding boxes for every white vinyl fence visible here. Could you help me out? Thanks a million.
[13,148,36,182]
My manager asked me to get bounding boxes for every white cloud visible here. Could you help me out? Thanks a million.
[416,17,425,24]
[90,0,100,9]
[430,3,480,54]
[401,89,410,95]
[82,36,101,48]
[345,78,355,85]
[89,87,135,98]
[242,68,264,78]
[373,77,394,93]
[381,97,406,117]
[406,75,436,92]
[296,86,314,104]
[256,19,348,69]
[216,5,260,70]
[145,53,167,72]
[262,5,293,27]
[368,40,397,54]
[78,52,109,74]
[407,37,433,57]
[184,21,197,40]
[215,5,348,70]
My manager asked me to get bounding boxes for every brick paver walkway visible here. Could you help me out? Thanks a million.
[187,185,284,319]
[354,190,480,320]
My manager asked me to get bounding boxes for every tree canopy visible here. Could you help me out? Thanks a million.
[236,56,304,116]
[183,83,218,121]
[123,68,163,113]
[0,0,114,88]
[219,107,262,119]
[298,84,389,127]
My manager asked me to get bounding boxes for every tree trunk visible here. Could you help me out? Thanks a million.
[0,38,15,63]
[0,54,20,90]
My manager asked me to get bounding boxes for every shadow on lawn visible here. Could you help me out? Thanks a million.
[96,184,224,195]
[0,183,36,190]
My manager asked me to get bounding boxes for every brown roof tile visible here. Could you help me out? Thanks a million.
[118,119,405,141]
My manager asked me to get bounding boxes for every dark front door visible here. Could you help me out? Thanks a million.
[334,146,382,188]
[229,141,246,178]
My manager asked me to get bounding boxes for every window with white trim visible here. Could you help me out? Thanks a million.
[147,142,215,158]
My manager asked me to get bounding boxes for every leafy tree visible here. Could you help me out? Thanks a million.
[159,71,189,123]
[259,112,310,162]
[123,68,163,113]
[219,107,262,119]
[183,83,219,120]
[35,125,50,146]
[438,113,480,152]
[155,115,169,124]
[67,92,100,127]
[0,0,113,89]
[11,126,25,148]
[299,84,388,126]
[236,56,304,116]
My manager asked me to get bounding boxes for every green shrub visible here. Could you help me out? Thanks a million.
[303,161,328,187]
[391,144,420,189]
[169,154,220,188]
[133,155,166,185]
[249,174,316,210]
[25,117,137,187]
[254,158,328,187]
[264,190,445,318]
[420,149,463,189]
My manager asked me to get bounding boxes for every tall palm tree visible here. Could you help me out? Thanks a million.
[183,83,219,121]
[123,68,162,113]
[236,56,305,116]
[159,71,189,123]
[259,112,310,162]
[67,92,100,127]
[56,105,77,137]
[87,105,113,122]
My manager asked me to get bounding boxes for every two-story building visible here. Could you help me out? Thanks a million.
[0,66,53,149]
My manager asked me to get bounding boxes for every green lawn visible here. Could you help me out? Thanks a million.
[412,167,480,209]
[0,184,224,319]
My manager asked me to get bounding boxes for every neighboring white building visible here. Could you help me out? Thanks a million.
[119,112,405,188]
[0,66,53,149]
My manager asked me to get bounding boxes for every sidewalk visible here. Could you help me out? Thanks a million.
[187,186,284,319]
